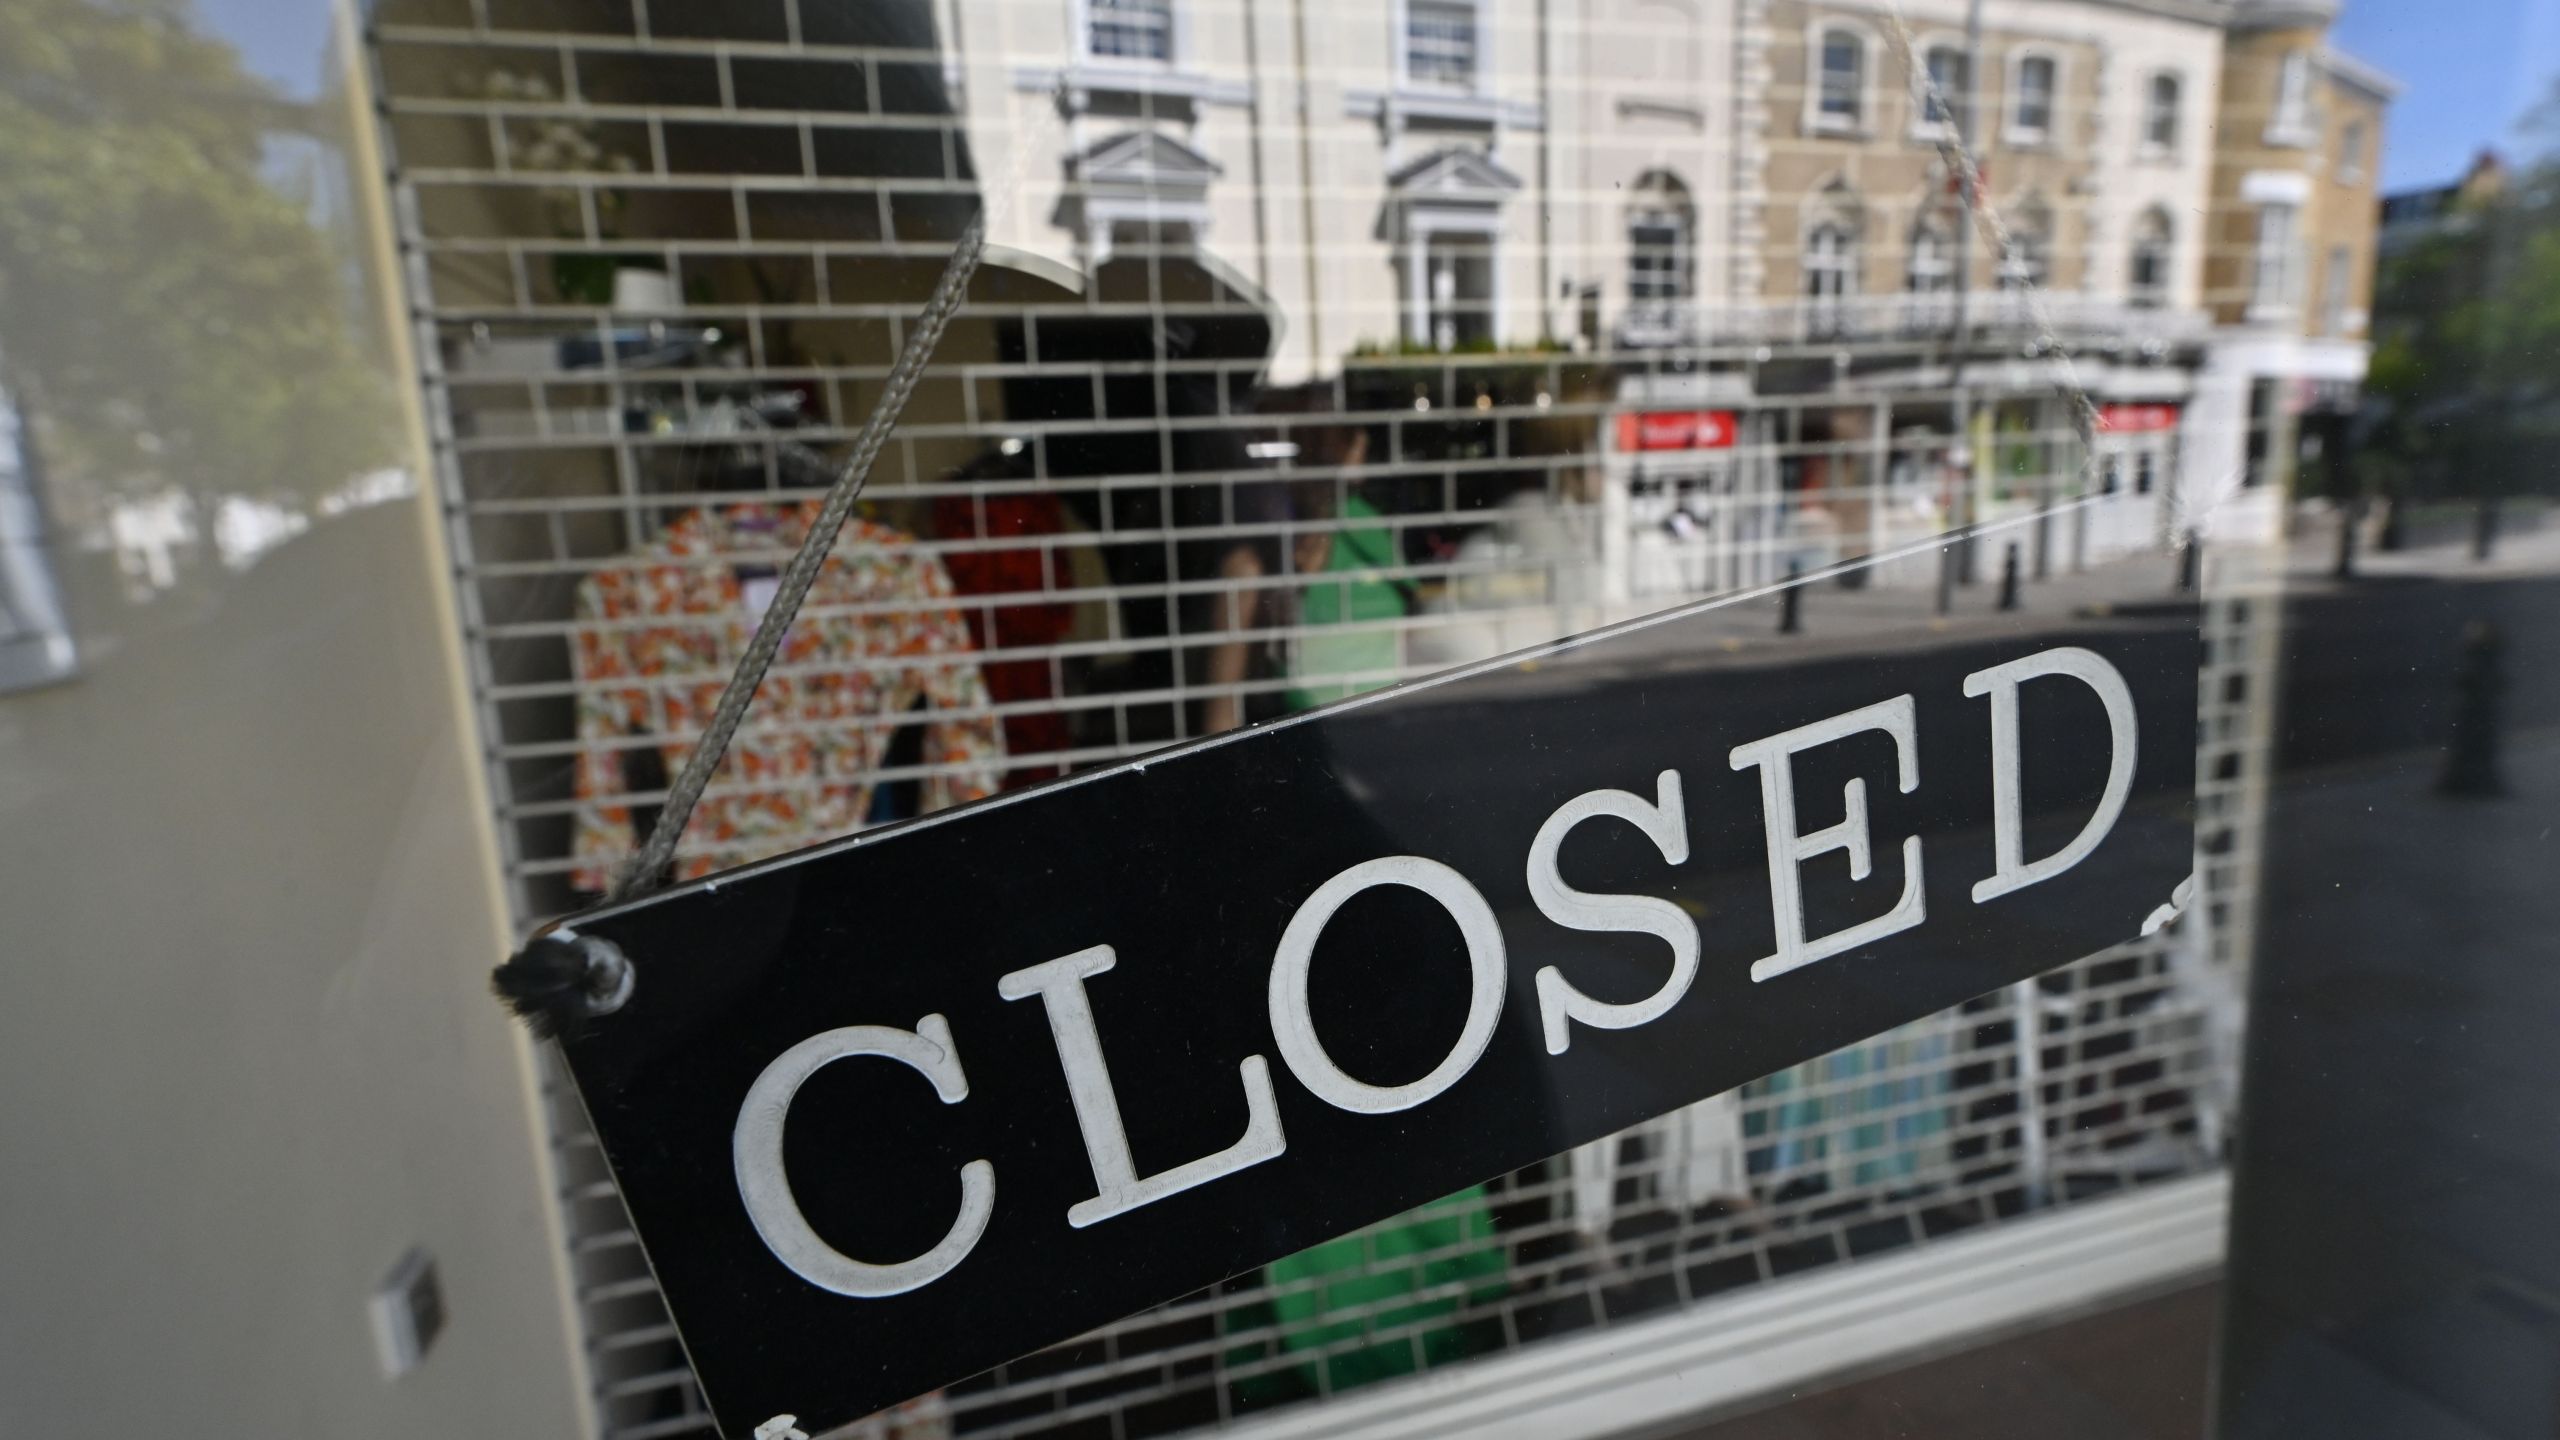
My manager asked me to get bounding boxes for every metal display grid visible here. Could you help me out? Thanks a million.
[361,4,2275,1435]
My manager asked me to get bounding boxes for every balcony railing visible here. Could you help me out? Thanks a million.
[1618,295,2211,351]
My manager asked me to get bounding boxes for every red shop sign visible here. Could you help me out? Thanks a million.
[1618,410,1739,452]
[2097,404,2181,434]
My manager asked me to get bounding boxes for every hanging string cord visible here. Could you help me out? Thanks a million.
[605,208,990,906]
[1880,5,2106,506]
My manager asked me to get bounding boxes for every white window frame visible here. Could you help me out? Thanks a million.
[2140,70,2182,157]
[2005,48,2062,148]
[2320,243,2353,335]
[1905,216,1956,332]
[2250,200,2302,318]
[1906,219,1955,295]
[1804,221,1858,334]
[2267,50,2316,146]
[1078,0,1181,68]
[1397,0,1489,96]
[1805,21,1878,137]
[1911,39,1971,144]
[2127,207,2173,309]
[1627,204,1694,306]
[1998,219,2051,292]
[2337,118,2367,183]
[1408,228,1500,350]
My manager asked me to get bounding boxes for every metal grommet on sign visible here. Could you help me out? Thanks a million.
[570,928,634,1018]
[490,927,634,1038]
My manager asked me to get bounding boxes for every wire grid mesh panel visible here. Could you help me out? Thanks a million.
[360,1,2274,1434]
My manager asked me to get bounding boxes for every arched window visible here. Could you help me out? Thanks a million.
[1627,171,1696,307]
[1803,180,1862,336]
[2143,72,2181,151]
[1999,201,2051,292]
[1815,26,1867,129]
[2010,52,2057,143]
[2128,207,2173,308]
[1906,211,1956,333]
[1907,220,1953,294]
[1806,225,1854,329]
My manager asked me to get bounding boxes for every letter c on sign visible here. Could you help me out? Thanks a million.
[733,1015,994,1297]
[1269,855,1509,1115]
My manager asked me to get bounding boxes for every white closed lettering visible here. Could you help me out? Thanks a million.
[999,946,1286,1228]
[1729,695,1926,983]
[1964,646,2139,903]
[1269,855,1509,1114]
[733,1016,994,1297]
[1525,770,1701,1054]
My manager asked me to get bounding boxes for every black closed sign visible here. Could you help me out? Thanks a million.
[556,582,2198,1438]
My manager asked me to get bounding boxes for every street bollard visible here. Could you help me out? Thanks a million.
[1780,559,1803,634]
[2440,618,2508,797]
[1998,542,2021,611]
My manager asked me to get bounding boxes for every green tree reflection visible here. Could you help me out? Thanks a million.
[0,0,396,551]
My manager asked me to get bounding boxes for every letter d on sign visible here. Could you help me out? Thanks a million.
[1965,646,2139,903]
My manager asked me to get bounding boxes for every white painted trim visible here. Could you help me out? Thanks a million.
[2336,117,2369,184]
[2128,204,2176,307]
[1214,1174,2229,1440]
[2003,45,2065,149]
[1069,0,1183,68]
[2318,44,2402,101]
[2135,67,2185,161]
[1392,0,1493,98]
[1906,32,1969,146]
[1802,18,1881,138]
[2265,49,2317,147]
[2241,170,2312,205]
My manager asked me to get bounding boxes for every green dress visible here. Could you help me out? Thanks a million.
[1285,494,1409,712]
[1231,496,1510,1400]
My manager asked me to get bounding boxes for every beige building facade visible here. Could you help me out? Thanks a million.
[947,0,1746,382]
[2182,0,2397,538]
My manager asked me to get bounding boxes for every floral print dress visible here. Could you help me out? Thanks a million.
[569,501,1003,892]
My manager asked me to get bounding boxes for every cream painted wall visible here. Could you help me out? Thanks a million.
[0,5,588,1436]
[2086,8,2224,310]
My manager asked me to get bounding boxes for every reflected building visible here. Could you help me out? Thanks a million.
[348,1,2389,1436]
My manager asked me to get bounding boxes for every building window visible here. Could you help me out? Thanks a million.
[1412,232,1495,350]
[1627,173,1695,307]
[2253,201,2301,311]
[1805,223,1856,333]
[2321,244,2353,334]
[1907,221,1954,295]
[2010,53,2057,143]
[1906,216,1955,332]
[1920,45,1970,135]
[1999,210,2050,291]
[1088,0,1174,63]
[2143,72,2181,152]
[1406,0,1480,90]
[2129,206,2173,308]
[2339,119,2367,182]
[1816,27,1866,129]
[2271,51,2314,142]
